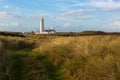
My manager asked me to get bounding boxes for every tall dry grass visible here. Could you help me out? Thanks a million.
[1,35,120,80]
[0,35,57,80]
[0,36,35,50]
[34,35,120,80]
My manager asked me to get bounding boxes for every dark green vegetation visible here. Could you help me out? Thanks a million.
[0,31,24,37]
[1,31,120,37]
[55,31,120,36]
[0,36,61,80]
[0,32,120,80]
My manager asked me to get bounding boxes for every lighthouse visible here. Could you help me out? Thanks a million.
[39,18,55,34]
[40,18,44,33]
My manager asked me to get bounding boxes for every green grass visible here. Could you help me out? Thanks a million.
[10,50,62,80]
[0,35,120,80]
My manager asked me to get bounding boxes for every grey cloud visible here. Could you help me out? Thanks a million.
[0,22,20,27]
[74,0,120,12]
[0,11,49,19]
[63,22,71,28]
[0,11,18,18]
[57,9,96,17]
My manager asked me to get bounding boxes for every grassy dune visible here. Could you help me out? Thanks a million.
[0,35,120,80]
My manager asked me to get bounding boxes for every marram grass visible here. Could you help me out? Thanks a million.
[35,35,120,80]
[0,35,120,80]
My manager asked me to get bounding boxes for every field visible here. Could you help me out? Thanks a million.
[0,33,120,80]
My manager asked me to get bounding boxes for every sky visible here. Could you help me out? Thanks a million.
[0,0,120,32]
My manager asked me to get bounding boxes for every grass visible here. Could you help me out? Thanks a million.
[0,34,120,80]
[34,35,120,80]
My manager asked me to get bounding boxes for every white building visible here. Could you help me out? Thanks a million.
[39,18,55,34]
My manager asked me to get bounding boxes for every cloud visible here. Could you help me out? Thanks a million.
[27,14,49,18]
[111,16,120,20]
[105,21,120,31]
[58,9,96,17]
[57,5,71,11]
[63,22,71,28]
[10,22,20,27]
[3,5,11,9]
[75,0,120,11]
[0,23,8,27]
[0,11,48,19]
[3,4,21,11]
[15,7,21,11]
[108,21,120,29]
[0,22,20,27]
[0,11,17,18]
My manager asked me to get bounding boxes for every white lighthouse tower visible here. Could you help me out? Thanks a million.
[40,18,44,33]
[38,18,55,34]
